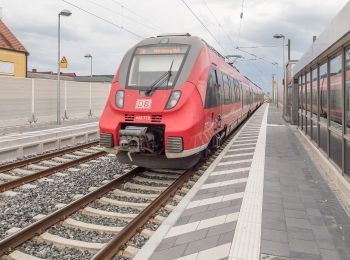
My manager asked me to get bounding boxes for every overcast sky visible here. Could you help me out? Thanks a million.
[0,0,348,93]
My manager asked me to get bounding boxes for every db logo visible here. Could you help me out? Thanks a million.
[135,99,152,109]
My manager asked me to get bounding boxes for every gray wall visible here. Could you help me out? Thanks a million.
[0,76,111,128]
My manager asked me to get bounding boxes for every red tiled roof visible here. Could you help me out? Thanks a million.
[0,19,28,53]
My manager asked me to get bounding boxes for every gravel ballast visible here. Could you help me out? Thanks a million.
[0,155,131,240]
[49,224,113,243]
[89,202,141,214]
[71,213,128,227]
[17,240,93,259]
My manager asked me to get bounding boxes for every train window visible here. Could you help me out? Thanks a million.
[319,63,328,122]
[306,72,311,114]
[223,74,231,105]
[127,44,188,89]
[311,68,318,117]
[329,54,342,129]
[346,49,350,134]
[204,68,220,108]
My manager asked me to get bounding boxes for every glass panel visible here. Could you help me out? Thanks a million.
[346,49,350,134]
[319,63,328,123]
[329,54,342,129]
[306,72,311,115]
[309,118,313,138]
[128,45,188,88]
[346,140,350,177]
[312,68,318,117]
[314,121,318,142]
[329,131,342,168]
[319,124,327,153]
[312,120,318,143]
[302,75,305,111]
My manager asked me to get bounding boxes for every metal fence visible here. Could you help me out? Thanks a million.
[0,76,111,128]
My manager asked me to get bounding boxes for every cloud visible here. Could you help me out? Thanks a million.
[0,0,348,93]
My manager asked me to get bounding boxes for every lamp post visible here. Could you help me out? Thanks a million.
[57,9,72,125]
[273,33,285,113]
[84,54,93,117]
[272,61,278,106]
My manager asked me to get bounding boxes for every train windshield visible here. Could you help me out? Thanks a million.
[127,45,189,89]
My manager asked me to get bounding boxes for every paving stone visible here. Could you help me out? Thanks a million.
[286,217,311,229]
[307,215,325,226]
[283,202,305,211]
[261,239,291,257]
[262,229,288,243]
[319,249,341,260]
[150,244,188,260]
[287,227,315,241]
[263,210,285,221]
[175,215,191,226]
[262,221,287,232]
[284,209,307,219]
[215,204,241,216]
[156,237,176,251]
[174,229,208,246]
[181,205,208,217]
[306,208,322,217]
[288,239,320,255]
[290,251,322,260]
[188,209,218,222]
[206,222,236,237]
[217,230,235,244]
[183,235,220,255]
[207,200,231,210]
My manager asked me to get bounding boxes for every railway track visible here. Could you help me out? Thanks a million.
[0,142,106,192]
[0,143,227,259]
[0,112,253,259]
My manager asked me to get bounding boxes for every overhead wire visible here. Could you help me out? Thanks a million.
[201,0,235,50]
[109,0,165,32]
[179,0,228,55]
[84,0,160,34]
[62,0,144,39]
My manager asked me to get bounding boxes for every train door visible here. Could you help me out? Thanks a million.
[216,70,224,129]
[204,67,222,131]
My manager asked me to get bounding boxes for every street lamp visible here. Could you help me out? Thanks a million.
[57,9,72,125]
[273,33,286,114]
[84,54,93,117]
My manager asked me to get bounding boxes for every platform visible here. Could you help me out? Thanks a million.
[0,122,99,163]
[135,104,350,260]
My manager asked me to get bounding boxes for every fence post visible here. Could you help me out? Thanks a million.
[63,80,69,120]
[28,78,37,125]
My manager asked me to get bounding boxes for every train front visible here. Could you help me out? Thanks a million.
[99,35,207,169]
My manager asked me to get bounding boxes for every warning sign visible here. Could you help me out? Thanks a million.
[60,56,68,68]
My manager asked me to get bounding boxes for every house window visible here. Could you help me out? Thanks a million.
[0,61,15,75]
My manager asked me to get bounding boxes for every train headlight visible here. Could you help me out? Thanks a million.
[165,91,181,110]
[115,90,124,108]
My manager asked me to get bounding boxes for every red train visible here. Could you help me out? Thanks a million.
[99,34,264,169]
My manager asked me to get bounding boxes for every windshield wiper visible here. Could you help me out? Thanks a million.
[145,60,174,95]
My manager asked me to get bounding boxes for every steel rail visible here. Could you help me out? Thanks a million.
[0,150,106,192]
[0,141,100,173]
[92,166,198,260]
[0,167,144,256]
